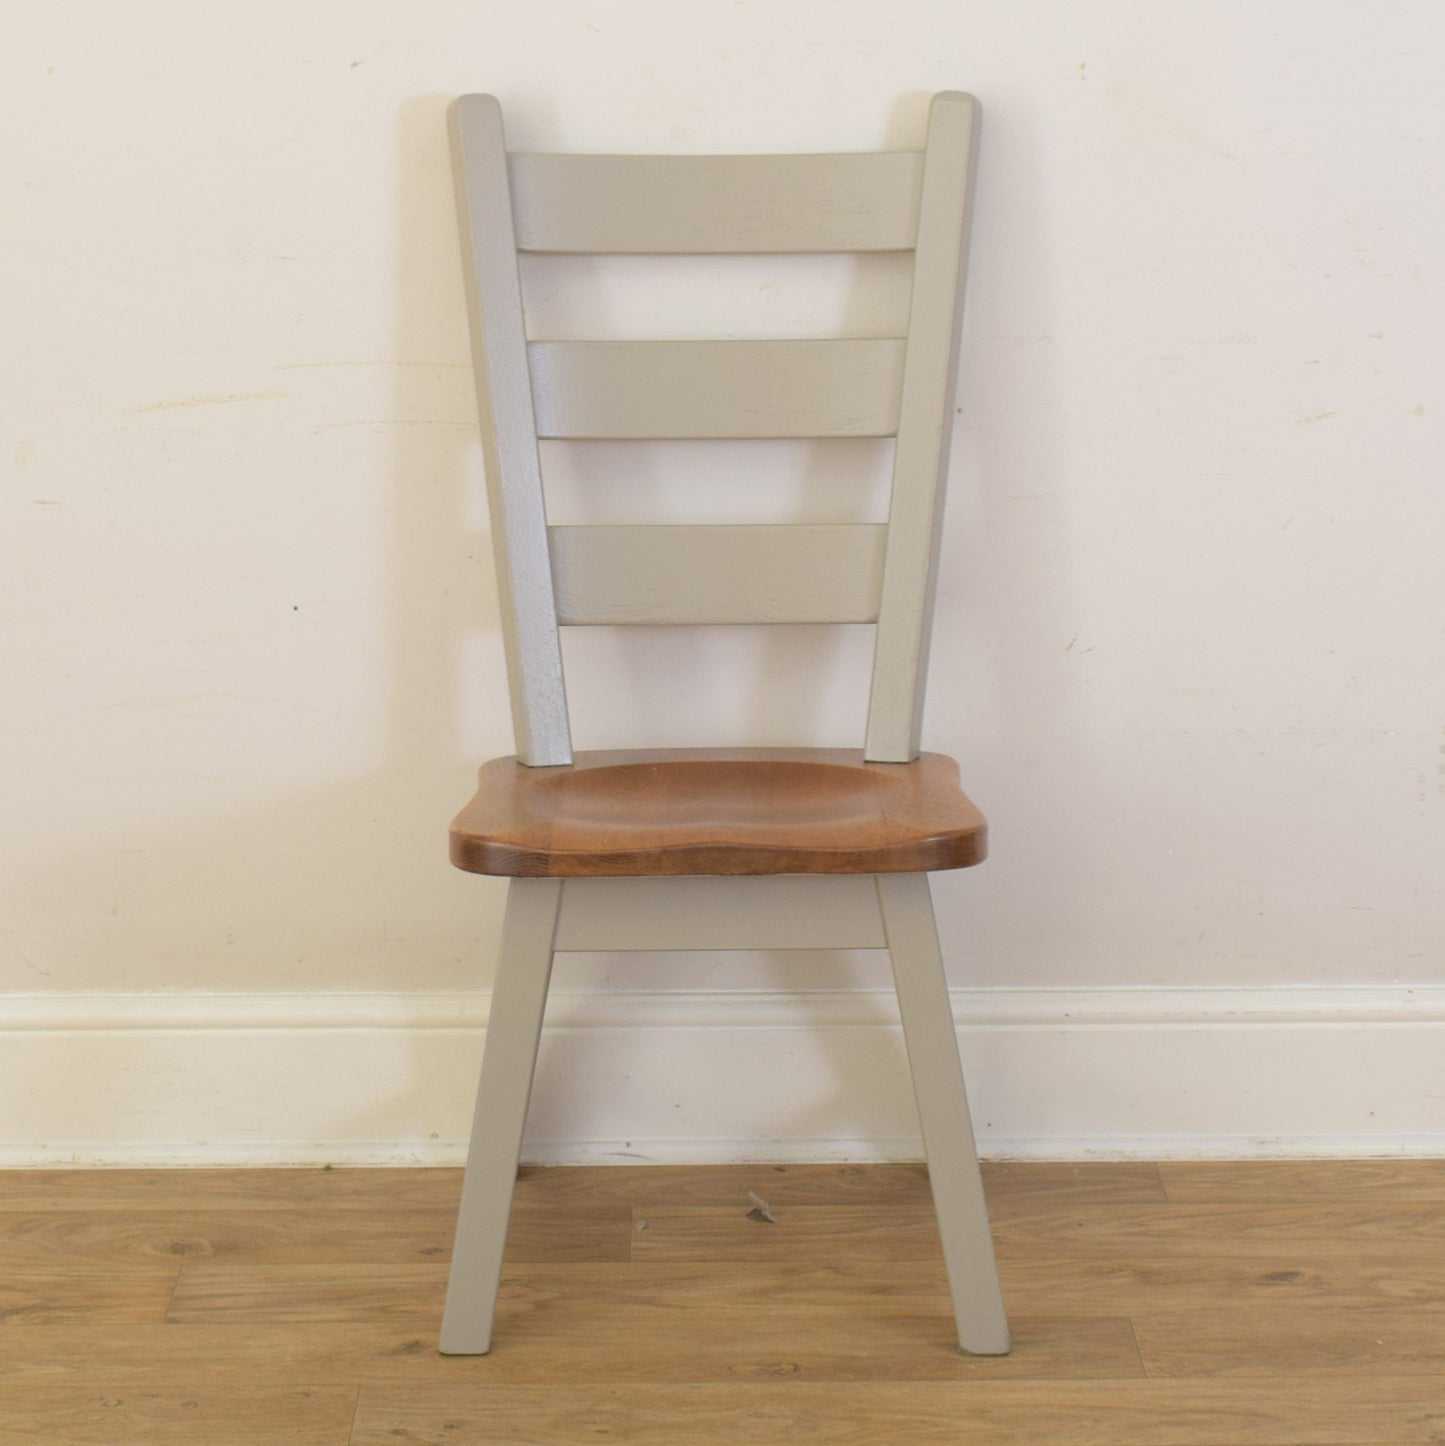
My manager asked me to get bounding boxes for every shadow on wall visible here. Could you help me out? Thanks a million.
[927,92,1084,993]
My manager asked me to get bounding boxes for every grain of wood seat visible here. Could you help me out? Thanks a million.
[450,749,988,877]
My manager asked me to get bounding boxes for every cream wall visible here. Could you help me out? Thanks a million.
[3,2,1442,1159]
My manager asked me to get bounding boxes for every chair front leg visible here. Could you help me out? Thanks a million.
[876,871,1009,1355]
[440,877,562,1355]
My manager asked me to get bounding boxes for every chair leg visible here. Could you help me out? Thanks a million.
[440,877,562,1355]
[876,872,1010,1355]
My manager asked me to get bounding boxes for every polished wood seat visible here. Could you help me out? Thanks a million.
[451,748,987,877]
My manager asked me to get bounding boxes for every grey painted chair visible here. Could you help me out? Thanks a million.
[441,92,1008,1357]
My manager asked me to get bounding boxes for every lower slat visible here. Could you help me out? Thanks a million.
[554,875,886,950]
[548,523,886,625]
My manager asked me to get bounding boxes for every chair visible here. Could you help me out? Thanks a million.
[440,91,1008,1357]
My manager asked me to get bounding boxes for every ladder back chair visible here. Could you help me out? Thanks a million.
[442,91,1008,1357]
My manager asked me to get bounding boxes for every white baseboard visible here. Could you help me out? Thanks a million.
[3,986,1442,1166]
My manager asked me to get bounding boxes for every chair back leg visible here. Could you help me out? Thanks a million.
[440,877,562,1355]
[876,871,1010,1354]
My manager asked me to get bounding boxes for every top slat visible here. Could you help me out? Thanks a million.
[509,151,924,254]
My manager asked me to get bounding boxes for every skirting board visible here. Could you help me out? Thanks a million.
[3,986,1442,1167]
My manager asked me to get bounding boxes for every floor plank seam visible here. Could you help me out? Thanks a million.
[1125,1315,1151,1380]
[345,1382,363,1446]
[161,1261,185,1325]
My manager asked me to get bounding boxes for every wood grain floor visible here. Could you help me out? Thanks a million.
[1,1161,1443,1443]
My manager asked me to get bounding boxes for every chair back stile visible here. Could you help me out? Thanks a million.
[448,92,981,767]
[449,98,573,767]
[865,95,980,762]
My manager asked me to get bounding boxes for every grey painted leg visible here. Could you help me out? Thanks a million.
[876,872,1010,1355]
[440,877,562,1355]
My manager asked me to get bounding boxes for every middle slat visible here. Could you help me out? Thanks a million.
[549,523,887,625]
[528,339,906,439]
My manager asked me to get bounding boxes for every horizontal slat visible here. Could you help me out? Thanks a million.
[529,339,905,439]
[509,152,924,254]
[555,876,887,950]
[548,524,886,625]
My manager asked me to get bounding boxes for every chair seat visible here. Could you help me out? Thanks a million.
[450,747,987,877]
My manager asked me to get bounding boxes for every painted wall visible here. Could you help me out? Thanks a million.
[3,2,1442,1156]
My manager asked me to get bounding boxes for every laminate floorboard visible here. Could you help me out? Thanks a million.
[346,1379,1445,1445]
[0,1270,177,1324]
[0,1206,626,1268]
[0,1161,1441,1444]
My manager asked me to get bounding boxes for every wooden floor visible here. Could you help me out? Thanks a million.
[2,1162,1444,1443]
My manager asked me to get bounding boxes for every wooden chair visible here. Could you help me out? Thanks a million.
[441,92,1009,1357]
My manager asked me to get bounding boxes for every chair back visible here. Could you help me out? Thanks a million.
[450,92,981,766]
